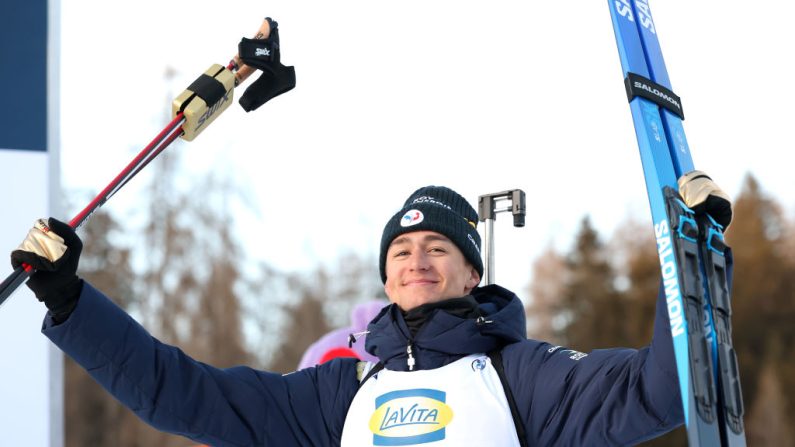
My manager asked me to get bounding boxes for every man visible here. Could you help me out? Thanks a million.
[11,174,732,446]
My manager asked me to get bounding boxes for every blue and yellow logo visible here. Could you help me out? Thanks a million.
[369,389,453,446]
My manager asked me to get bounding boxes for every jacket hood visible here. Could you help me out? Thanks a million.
[364,284,527,371]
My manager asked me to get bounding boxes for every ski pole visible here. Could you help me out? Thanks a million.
[0,19,274,309]
[478,189,526,285]
[0,114,185,307]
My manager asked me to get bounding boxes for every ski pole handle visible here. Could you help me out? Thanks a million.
[175,18,274,141]
[230,18,272,85]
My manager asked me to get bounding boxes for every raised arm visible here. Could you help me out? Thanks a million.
[13,218,358,446]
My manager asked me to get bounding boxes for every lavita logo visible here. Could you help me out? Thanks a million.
[369,389,453,446]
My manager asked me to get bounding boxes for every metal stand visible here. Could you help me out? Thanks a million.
[478,189,526,285]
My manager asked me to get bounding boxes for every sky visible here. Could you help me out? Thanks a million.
[58,1,795,299]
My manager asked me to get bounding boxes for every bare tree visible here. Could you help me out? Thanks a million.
[525,245,567,344]
[257,251,384,374]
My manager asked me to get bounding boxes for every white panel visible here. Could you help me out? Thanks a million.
[0,150,55,447]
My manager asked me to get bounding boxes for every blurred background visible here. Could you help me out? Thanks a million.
[4,1,795,446]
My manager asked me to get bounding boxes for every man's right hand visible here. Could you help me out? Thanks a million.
[11,218,83,322]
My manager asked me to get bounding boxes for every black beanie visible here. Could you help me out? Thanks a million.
[379,186,483,283]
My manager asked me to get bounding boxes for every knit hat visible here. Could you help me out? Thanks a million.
[379,186,483,283]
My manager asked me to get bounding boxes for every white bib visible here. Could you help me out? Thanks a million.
[341,353,521,446]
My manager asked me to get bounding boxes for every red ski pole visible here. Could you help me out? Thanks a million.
[0,19,274,308]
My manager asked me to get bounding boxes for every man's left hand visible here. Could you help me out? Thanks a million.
[677,170,733,229]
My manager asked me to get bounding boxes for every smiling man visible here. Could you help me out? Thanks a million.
[383,230,480,311]
[10,181,733,446]
[381,187,483,311]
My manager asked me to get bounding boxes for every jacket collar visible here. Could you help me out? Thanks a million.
[364,284,526,371]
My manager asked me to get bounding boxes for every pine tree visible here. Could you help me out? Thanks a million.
[521,174,795,446]
[610,219,658,347]
[560,217,623,351]
[726,174,795,438]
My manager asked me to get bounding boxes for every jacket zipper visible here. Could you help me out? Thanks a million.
[406,342,416,371]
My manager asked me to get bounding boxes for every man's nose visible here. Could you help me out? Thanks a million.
[408,250,430,271]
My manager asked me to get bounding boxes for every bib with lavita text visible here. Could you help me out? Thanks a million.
[341,354,521,446]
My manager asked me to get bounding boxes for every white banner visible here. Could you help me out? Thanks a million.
[0,0,62,444]
[0,151,61,447]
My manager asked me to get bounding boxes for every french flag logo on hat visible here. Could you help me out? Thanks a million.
[400,210,424,227]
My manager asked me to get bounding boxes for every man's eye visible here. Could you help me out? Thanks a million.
[393,250,409,257]
[429,247,446,253]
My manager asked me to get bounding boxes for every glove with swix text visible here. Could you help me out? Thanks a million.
[11,218,83,323]
[677,170,733,229]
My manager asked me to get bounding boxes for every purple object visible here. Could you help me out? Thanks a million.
[297,299,387,369]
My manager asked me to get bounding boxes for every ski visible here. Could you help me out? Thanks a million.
[626,12,746,444]
[606,1,746,446]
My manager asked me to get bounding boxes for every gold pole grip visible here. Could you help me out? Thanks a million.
[172,64,235,141]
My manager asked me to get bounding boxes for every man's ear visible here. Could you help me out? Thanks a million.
[466,267,481,290]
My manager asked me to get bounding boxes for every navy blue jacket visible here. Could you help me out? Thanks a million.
[43,282,683,446]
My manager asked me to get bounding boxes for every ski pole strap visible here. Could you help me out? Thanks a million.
[237,18,284,69]
[624,72,685,119]
[238,36,281,68]
[663,187,719,424]
[697,216,745,435]
[236,18,296,112]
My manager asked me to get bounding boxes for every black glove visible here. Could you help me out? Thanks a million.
[677,170,733,229]
[11,218,83,322]
[237,17,296,112]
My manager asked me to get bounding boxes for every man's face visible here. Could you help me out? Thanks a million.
[384,230,480,311]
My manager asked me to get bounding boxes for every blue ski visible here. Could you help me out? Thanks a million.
[606,1,746,446]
